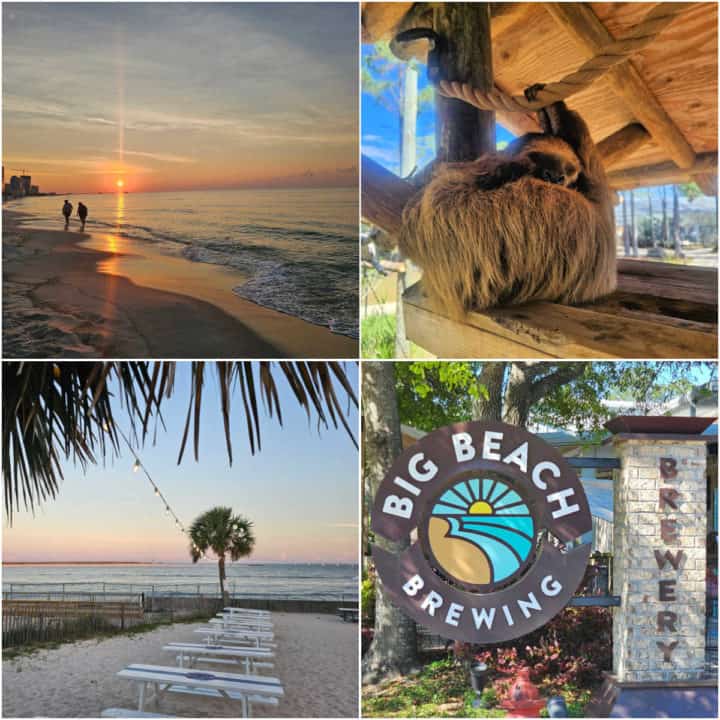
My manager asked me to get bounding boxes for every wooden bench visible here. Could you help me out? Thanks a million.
[337,607,359,622]
[403,260,717,358]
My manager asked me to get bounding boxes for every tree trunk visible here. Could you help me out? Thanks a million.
[503,363,588,429]
[622,192,630,256]
[434,3,494,162]
[662,186,669,247]
[471,363,507,420]
[362,362,420,682]
[400,64,418,178]
[648,191,655,247]
[218,555,226,601]
[672,184,683,257]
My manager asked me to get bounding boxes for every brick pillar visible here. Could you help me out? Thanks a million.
[612,437,707,682]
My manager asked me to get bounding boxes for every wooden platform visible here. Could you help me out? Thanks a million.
[403,259,717,359]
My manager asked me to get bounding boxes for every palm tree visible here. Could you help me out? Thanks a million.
[3,361,357,522]
[189,506,255,601]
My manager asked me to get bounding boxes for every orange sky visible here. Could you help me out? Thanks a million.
[2,3,357,194]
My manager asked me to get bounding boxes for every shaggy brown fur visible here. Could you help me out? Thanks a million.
[398,101,616,318]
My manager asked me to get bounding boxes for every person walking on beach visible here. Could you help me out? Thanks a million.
[77,202,88,231]
[62,199,73,230]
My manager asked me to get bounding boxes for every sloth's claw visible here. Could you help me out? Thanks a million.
[524,83,546,102]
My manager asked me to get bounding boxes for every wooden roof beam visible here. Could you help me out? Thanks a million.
[607,153,717,190]
[545,3,696,170]
[694,174,717,197]
[597,123,651,170]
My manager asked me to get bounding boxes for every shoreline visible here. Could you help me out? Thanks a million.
[2,210,357,358]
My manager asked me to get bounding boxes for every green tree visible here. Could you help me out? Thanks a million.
[3,361,357,522]
[678,181,703,204]
[395,362,716,433]
[189,506,255,601]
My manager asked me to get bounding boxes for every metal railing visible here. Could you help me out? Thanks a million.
[2,582,358,604]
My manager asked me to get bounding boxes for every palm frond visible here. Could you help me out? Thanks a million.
[3,361,357,523]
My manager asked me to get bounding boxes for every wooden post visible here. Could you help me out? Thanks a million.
[434,3,495,162]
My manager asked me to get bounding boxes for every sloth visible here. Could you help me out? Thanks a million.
[398,100,616,318]
[473,134,582,190]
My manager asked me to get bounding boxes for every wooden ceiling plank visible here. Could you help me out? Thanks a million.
[597,123,651,169]
[545,2,696,170]
[693,173,717,197]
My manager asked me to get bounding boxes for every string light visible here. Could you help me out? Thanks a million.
[102,420,190,541]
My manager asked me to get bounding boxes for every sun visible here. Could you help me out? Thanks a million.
[116,179,124,189]
[468,500,493,515]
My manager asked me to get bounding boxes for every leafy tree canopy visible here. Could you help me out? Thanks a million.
[396,361,716,435]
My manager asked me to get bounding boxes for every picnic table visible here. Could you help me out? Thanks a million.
[212,615,273,630]
[194,627,275,648]
[163,642,274,673]
[117,663,283,717]
[223,607,271,616]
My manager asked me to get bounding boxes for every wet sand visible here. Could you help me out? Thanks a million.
[2,612,358,717]
[2,211,357,358]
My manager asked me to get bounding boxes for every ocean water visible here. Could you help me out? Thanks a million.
[2,562,358,601]
[9,188,358,338]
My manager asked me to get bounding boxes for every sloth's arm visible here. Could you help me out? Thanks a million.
[473,159,531,190]
[543,101,606,204]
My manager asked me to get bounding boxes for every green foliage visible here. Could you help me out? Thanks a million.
[361,576,376,623]
[394,361,716,436]
[361,314,397,359]
[189,506,255,563]
[678,182,703,204]
[362,657,506,717]
[396,362,486,431]
[532,361,715,433]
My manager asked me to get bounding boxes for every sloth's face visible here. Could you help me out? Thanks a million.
[526,151,580,187]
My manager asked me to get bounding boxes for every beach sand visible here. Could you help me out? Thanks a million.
[2,211,357,358]
[2,612,358,718]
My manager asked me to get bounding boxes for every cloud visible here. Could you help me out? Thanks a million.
[118,149,195,164]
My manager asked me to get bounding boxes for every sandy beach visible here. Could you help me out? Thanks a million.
[2,612,358,717]
[2,211,357,358]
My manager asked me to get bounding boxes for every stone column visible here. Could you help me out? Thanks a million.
[612,437,707,682]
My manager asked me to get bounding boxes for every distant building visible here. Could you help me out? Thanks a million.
[9,176,23,197]
[29,185,39,195]
[20,176,31,195]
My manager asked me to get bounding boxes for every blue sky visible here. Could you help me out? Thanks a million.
[3,363,359,564]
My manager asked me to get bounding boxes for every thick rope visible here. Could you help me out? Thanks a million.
[438,2,691,112]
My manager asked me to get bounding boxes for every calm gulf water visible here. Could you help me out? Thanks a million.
[10,187,358,338]
[2,562,358,601]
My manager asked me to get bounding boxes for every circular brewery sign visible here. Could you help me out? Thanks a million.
[371,421,593,643]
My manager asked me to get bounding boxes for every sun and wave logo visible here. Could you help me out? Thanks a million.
[426,477,535,587]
